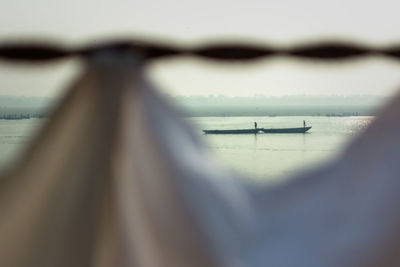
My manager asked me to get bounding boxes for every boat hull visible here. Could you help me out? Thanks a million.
[203,129,261,134]
[261,127,311,133]
[203,127,311,134]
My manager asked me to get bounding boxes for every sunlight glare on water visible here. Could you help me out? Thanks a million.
[190,116,373,183]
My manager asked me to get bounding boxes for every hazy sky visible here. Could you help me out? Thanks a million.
[1,0,400,97]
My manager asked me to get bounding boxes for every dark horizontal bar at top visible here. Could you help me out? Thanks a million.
[0,39,398,62]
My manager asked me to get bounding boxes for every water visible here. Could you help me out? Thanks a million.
[190,116,373,182]
[0,116,373,183]
[0,118,45,170]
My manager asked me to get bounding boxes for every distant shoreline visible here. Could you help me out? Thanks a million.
[178,105,378,117]
[0,114,376,120]
[0,107,377,119]
[0,94,384,118]
[172,94,384,117]
[184,114,375,118]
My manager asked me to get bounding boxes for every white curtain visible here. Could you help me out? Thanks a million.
[0,51,400,267]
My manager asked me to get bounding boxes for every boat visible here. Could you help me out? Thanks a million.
[203,127,311,134]
[261,127,311,133]
[203,129,262,134]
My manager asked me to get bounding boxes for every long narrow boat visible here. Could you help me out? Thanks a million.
[262,126,311,133]
[203,129,262,134]
[203,127,311,134]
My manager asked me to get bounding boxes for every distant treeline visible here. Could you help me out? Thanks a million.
[173,94,386,106]
[0,96,54,119]
[176,105,376,117]
[0,94,385,119]
[172,95,385,117]
[0,107,49,119]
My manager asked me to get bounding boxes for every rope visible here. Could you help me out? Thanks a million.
[0,39,399,62]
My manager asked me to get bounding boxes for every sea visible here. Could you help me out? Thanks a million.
[0,116,373,183]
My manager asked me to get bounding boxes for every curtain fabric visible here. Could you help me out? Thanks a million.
[0,51,400,267]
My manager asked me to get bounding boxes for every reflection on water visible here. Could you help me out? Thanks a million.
[0,116,373,182]
[190,116,374,182]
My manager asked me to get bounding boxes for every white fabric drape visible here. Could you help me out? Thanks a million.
[0,51,400,267]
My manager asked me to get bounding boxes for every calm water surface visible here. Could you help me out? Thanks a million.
[0,116,373,182]
[190,116,373,182]
[0,118,45,170]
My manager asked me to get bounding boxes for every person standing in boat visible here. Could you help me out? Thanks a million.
[254,122,258,129]
[303,120,306,128]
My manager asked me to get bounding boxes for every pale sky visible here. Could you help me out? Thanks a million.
[1,0,400,97]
